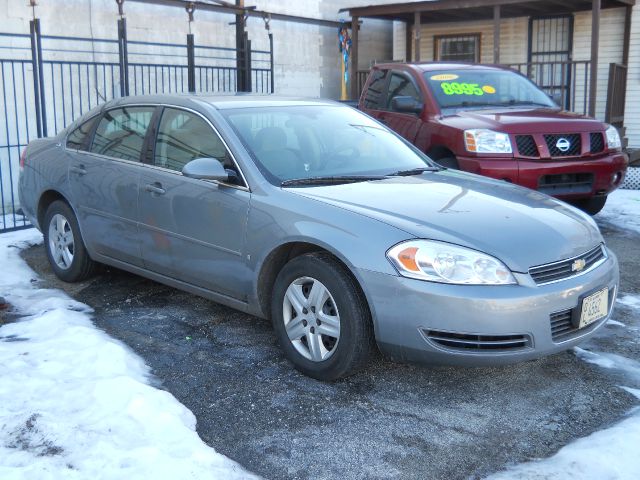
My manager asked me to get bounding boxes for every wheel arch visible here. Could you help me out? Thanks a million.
[255,240,374,324]
[426,145,456,160]
[37,189,72,228]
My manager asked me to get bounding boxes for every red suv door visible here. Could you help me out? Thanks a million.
[378,70,424,144]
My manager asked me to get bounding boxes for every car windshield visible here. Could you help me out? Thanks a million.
[221,105,435,185]
[424,69,556,111]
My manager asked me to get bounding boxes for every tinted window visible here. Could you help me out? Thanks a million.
[386,73,421,109]
[154,108,232,174]
[66,117,97,151]
[362,69,388,109]
[90,107,155,161]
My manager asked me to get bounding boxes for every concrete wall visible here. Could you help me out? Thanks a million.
[0,0,393,99]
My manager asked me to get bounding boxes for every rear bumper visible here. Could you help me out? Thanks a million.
[458,152,628,199]
[359,249,618,367]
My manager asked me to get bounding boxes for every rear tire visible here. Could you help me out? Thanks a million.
[271,252,375,381]
[435,156,459,169]
[43,200,97,282]
[571,196,607,216]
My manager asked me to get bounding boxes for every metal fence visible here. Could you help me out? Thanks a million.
[0,19,274,233]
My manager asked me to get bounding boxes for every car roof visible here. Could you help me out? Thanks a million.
[104,93,341,110]
[375,62,511,73]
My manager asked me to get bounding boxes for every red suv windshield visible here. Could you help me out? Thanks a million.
[424,69,556,111]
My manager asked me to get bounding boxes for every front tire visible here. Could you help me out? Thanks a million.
[43,200,96,282]
[271,252,375,381]
[571,196,607,216]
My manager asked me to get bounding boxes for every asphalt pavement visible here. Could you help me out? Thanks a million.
[19,216,640,480]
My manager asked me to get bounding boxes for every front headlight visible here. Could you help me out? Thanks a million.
[464,129,513,154]
[387,240,517,285]
[605,125,621,151]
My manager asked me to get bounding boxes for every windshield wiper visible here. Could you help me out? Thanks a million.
[388,166,442,176]
[281,175,388,187]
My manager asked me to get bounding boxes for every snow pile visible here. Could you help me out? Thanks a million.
[598,190,640,235]
[486,297,640,480]
[0,229,256,480]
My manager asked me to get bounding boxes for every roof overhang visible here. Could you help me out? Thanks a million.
[341,0,635,23]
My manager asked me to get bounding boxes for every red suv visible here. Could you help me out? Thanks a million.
[358,63,628,214]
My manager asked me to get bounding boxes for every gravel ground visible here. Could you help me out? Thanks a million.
[17,217,640,480]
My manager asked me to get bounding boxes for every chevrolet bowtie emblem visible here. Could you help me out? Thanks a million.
[572,258,586,272]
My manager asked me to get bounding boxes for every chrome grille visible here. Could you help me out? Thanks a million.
[544,133,581,157]
[530,245,606,285]
[426,330,531,351]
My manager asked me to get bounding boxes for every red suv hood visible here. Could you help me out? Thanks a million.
[440,108,606,134]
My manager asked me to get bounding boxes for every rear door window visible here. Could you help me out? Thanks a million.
[66,116,98,151]
[90,107,155,161]
[362,69,389,109]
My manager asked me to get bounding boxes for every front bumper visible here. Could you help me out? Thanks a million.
[359,249,619,366]
[458,152,628,199]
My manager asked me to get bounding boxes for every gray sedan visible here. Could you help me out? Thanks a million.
[18,95,618,380]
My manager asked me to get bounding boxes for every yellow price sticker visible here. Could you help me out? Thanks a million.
[430,74,459,81]
[482,85,496,94]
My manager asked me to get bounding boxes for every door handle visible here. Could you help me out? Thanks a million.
[144,183,166,195]
[71,165,87,176]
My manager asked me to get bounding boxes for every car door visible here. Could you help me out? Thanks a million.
[137,106,251,300]
[68,106,156,267]
[379,71,423,144]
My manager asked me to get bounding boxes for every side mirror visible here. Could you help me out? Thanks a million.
[391,96,423,115]
[550,92,563,107]
[182,157,229,181]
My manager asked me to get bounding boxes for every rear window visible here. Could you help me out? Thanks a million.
[90,107,155,162]
[362,69,388,109]
[424,69,555,111]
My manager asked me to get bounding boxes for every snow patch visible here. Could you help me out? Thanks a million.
[617,294,640,310]
[486,347,640,479]
[598,190,640,235]
[0,229,257,479]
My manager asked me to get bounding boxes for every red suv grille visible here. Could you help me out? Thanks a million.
[515,135,539,157]
[544,134,581,157]
[589,132,605,154]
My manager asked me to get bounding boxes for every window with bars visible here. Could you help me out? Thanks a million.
[434,34,481,63]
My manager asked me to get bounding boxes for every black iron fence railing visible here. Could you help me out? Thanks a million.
[0,21,274,233]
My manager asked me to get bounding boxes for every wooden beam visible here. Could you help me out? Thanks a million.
[493,5,501,64]
[344,0,545,17]
[589,0,600,117]
[414,11,421,61]
[405,20,412,61]
[622,5,632,66]
[350,16,359,100]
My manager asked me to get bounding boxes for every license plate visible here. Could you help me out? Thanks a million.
[579,288,609,328]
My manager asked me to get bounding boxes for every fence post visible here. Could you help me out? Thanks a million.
[268,32,274,93]
[117,17,129,96]
[244,37,252,92]
[187,33,195,93]
[29,18,47,137]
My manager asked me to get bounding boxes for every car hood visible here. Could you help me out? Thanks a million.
[286,171,602,272]
[440,108,606,134]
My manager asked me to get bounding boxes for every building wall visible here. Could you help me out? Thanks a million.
[622,5,639,149]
